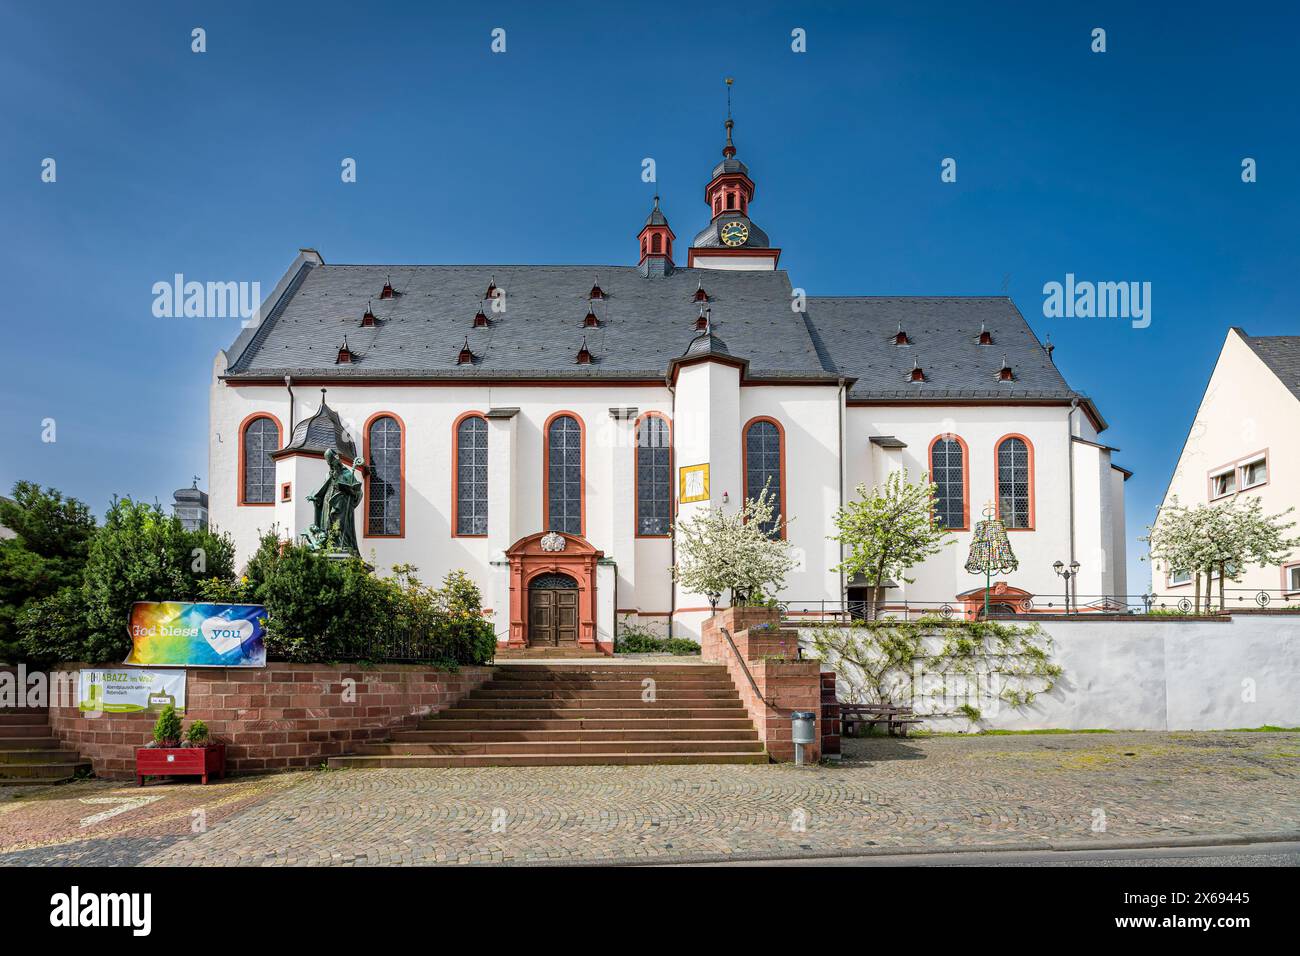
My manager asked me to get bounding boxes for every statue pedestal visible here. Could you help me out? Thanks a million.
[323,551,374,573]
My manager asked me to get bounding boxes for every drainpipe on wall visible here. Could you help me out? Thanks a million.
[1067,398,1079,568]
[668,379,677,639]
[284,375,295,433]
[838,378,847,602]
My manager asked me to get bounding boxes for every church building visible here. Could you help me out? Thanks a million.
[208,111,1129,651]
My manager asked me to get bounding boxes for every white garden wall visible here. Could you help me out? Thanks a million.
[802,613,1300,732]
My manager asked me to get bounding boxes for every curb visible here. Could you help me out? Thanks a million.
[502,830,1300,867]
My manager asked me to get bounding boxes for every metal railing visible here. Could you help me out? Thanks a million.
[718,626,770,705]
[774,588,1300,622]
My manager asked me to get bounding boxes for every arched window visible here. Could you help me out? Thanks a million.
[743,417,784,538]
[996,435,1033,529]
[651,233,662,254]
[727,193,736,210]
[636,415,671,536]
[240,415,279,505]
[455,414,488,536]
[546,414,583,535]
[366,414,403,536]
[929,435,968,530]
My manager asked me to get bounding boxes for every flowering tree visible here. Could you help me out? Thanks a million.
[831,470,954,620]
[672,486,796,609]
[1144,495,1298,612]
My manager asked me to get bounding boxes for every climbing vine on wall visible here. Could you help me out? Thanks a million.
[805,616,1062,717]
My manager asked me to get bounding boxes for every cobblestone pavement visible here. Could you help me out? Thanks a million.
[0,773,304,866]
[3,732,1297,866]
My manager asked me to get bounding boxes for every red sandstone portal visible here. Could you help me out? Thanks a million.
[505,532,603,652]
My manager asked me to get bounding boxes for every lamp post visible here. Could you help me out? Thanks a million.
[1053,560,1081,614]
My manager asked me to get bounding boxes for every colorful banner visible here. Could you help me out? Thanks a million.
[125,602,268,668]
[78,668,187,714]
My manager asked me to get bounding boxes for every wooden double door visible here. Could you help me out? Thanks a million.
[527,574,579,647]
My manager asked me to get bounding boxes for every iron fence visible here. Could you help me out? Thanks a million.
[776,588,1300,623]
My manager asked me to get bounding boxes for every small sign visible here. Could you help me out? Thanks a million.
[78,668,187,715]
[679,463,710,503]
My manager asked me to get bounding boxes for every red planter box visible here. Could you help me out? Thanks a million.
[136,744,226,786]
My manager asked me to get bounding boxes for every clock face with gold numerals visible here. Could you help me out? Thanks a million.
[719,221,749,247]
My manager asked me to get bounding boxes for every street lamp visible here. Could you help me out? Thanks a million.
[1053,560,1081,614]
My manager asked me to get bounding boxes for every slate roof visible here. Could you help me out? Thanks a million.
[223,262,1104,426]
[1239,330,1300,402]
[225,264,834,383]
[803,296,1087,403]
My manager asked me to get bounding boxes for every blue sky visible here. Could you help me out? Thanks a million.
[1,1,1296,595]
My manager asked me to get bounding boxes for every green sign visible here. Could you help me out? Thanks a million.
[78,668,187,715]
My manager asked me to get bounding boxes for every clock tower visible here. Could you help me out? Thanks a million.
[687,113,780,271]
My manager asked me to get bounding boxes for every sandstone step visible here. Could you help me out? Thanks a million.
[0,712,53,726]
[0,736,63,749]
[0,747,80,765]
[451,696,744,709]
[442,707,751,721]
[0,759,90,780]
[419,717,756,732]
[0,729,60,743]
[393,727,761,744]
[327,751,768,769]
[357,738,766,756]
[479,678,736,690]
[493,665,725,678]
[467,688,740,701]
[493,648,608,659]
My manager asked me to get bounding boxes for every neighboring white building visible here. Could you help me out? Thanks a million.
[208,114,1129,652]
[1151,327,1300,606]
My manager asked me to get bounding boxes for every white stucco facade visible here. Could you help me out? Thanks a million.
[1151,328,1300,606]
[210,348,1129,646]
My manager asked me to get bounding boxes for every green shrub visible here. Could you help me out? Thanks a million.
[152,704,182,746]
[16,586,92,668]
[0,482,97,663]
[82,498,235,663]
[209,534,496,666]
[615,618,700,656]
[185,719,210,746]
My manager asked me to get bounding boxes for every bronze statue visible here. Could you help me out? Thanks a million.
[303,449,367,553]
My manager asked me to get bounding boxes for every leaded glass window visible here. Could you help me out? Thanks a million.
[547,415,582,534]
[744,419,782,537]
[930,437,965,529]
[997,437,1031,529]
[241,416,278,504]
[367,416,402,535]
[637,416,671,536]
[456,415,488,535]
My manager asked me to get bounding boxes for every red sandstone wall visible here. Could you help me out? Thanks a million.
[49,662,492,779]
[701,609,823,763]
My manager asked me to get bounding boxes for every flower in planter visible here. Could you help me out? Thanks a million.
[152,704,183,748]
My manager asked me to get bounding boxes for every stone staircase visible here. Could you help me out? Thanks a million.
[328,662,768,768]
[0,706,91,786]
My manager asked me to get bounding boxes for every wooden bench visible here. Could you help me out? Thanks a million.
[840,703,924,738]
